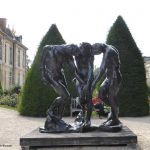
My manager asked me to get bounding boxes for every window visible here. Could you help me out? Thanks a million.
[4,70,6,89]
[5,44,7,63]
[18,72,20,86]
[0,38,2,60]
[22,52,25,68]
[9,47,13,65]
[18,49,20,67]
[9,71,12,86]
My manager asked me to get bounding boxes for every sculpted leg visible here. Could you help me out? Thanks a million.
[106,80,120,126]
[74,84,86,125]
[47,97,65,119]
[99,80,122,132]
[42,77,71,132]
[75,82,93,127]
[48,79,70,118]
[85,91,93,127]
[98,79,111,123]
[105,94,119,126]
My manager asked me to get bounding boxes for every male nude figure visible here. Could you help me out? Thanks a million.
[41,44,82,131]
[92,43,122,127]
[74,42,94,127]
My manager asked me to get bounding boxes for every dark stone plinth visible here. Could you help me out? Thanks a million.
[99,122,123,132]
[20,126,137,150]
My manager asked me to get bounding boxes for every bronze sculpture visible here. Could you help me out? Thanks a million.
[40,43,93,132]
[40,44,81,132]
[40,42,122,133]
[92,43,122,132]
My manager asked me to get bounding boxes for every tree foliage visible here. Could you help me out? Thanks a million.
[106,16,149,116]
[0,81,3,96]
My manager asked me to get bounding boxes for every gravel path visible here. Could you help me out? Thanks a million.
[0,107,150,150]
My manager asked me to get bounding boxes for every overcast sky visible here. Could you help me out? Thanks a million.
[0,0,150,67]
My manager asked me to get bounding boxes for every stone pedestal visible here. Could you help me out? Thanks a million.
[20,126,137,150]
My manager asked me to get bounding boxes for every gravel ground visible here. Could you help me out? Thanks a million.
[0,107,150,150]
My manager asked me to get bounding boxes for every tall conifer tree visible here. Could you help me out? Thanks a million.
[106,16,149,116]
[19,24,70,116]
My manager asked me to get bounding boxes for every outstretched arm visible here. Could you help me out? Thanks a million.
[85,56,94,88]
[69,58,85,84]
[91,54,106,91]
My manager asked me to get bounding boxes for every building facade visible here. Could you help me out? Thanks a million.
[0,18,28,90]
[144,56,150,87]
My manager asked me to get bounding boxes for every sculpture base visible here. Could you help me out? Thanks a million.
[20,126,137,150]
[39,120,72,133]
[99,122,122,132]
[39,124,99,133]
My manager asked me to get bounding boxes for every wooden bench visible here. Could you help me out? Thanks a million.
[70,97,101,117]
[70,97,81,117]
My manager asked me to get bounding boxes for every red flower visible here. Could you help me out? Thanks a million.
[92,97,102,105]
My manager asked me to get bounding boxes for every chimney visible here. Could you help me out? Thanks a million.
[0,18,7,31]
[15,35,22,43]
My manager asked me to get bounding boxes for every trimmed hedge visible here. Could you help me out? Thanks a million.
[106,16,149,116]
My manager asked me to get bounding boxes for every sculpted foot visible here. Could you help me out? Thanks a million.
[99,119,122,132]
[74,112,85,126]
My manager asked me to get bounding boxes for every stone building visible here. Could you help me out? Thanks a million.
[0,18,28,90]
[144,56,150,86]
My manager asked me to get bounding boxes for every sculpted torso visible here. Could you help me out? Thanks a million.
[44,45,74,80]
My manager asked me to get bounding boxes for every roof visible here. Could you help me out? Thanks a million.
[0,27,28,50]
[143,56,150,62]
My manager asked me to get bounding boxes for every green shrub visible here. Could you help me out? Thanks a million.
[147,86,150,97]
[0,94,18,107]
[106,16,149,116]
[3,89,10,96]
[94,104,110,117]
[0,81,3,96]
[11,86,21,94]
